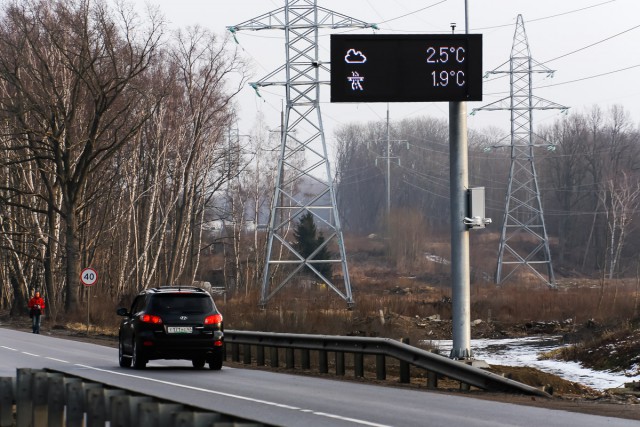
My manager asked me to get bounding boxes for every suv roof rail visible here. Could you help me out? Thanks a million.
[147,286,207,293]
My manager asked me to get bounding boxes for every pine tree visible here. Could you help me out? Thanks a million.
[294,212,332,278]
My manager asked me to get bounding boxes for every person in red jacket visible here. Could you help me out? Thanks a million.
[28,291,45,334]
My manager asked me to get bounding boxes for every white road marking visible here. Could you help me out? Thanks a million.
[1,345,67,363]
[74,364,393,427]
[313,412,394,427]
[45,357,69,363]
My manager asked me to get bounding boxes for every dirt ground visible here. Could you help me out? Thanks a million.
[1,315,639,422]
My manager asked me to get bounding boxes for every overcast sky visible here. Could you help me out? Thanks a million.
[147,0,640,147]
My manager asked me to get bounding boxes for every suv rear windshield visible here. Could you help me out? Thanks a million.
[149,294,214,315]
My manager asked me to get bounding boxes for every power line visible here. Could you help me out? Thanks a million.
[378,0,447,25]
[483,20,638,84]
[406,141,449,155]
[337,172,382,187]
[398,164,450,189]
[379,0,617,35]
[401,180,640,217]
[339,175,640,221]
[484,63,640,95]
[536,64,640,89]
[471,0,617,31]
[402,179,450,200]
[544,23,640,63]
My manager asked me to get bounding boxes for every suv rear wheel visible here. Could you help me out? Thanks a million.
[132,338,146,369]
[208,349,223,370]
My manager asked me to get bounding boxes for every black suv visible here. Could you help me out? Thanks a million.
[116,287,224,370]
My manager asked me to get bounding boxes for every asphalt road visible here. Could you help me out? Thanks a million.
[0,328,636,427]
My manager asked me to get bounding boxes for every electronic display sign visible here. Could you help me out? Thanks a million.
[330,34,482,103]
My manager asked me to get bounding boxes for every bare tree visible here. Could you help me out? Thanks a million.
[585,106,640,274]
[0,0,164,313]
[162,26,244,285]
[222,114,280,295]
[334,122,386,233]
[599,171,640,279]
[0,1,249,311]
[582,106,605,271]
[542,114,590,265]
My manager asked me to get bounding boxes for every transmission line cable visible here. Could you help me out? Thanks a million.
[537,64,640,88]
[471,0,617,31]
[484,22,640,84]
[544,23,640,63]
[378,0,447,25]
[484,63,640,95]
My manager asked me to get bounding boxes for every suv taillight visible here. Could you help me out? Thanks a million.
[204,314,223,325]
[140,314,163,324]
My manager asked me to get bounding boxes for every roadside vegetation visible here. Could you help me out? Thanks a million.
[12,228,637,390]
[541,320,640,375]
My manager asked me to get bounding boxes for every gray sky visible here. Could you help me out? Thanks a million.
[147,0,640,147]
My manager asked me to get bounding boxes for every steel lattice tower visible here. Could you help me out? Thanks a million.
[473,15,567,287]
[228,1,375,307]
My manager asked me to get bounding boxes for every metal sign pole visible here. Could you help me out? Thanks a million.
[87,286,90,335]
[449,101,471,359]
[81,267,97,335]
[450,0,472,359]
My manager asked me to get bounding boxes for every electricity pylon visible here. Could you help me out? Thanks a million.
[228,1,375,308]
[472,15,567,287]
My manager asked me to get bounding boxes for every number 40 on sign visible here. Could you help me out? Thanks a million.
[81,268,98,286]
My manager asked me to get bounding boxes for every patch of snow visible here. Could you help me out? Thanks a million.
[425,253,450,265]
[425,336,640,391]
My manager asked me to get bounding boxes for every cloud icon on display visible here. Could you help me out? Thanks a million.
[344,49,367,64]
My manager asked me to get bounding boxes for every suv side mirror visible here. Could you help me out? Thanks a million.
[116,307,129,317]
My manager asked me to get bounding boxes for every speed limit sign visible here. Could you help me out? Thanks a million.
[81,268,98,286]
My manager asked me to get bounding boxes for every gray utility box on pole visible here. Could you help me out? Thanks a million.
[465,187,491,229]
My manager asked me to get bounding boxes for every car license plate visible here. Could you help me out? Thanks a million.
[167,326,192,334]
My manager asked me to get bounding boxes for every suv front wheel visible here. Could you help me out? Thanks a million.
[118,338,132,368]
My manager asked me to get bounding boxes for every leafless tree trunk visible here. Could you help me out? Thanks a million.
[634,255,640,317]
[599,172,640,279]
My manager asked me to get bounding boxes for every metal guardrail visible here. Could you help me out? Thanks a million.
[0,334,549,426]
[0,368,273,427]
[225,330,551,397]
